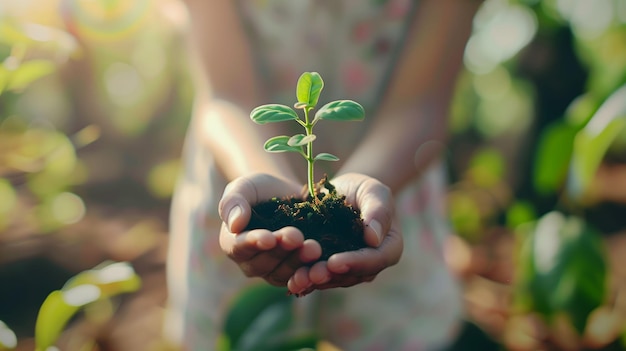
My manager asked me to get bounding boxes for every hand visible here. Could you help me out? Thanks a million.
[218,173,322,286]
[286,173,403,296]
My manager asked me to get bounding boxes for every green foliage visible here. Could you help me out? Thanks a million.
[567,85,626,200]
[220,283,317,351]
[533,121,578,195]
[250,72,364,198]
[35,261,141,351]
[515,211,607,334]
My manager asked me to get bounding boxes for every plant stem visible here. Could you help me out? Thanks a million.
[304,107,315,199]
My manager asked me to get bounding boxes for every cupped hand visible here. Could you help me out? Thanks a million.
[287,173,403,296]
[218,173,322,286]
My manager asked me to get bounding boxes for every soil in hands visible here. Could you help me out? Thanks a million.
[244,175,366,262]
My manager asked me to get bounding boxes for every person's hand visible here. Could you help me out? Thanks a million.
[218,173,322,286]
[286,173,403,296]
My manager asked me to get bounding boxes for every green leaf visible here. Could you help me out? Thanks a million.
[314,100,365,123]
[250,104,298,125]
[533,121,578,195]
[287,134,316,147]
[35,262,141,351]
[264,136,303,153]
[515,211,607,334]
[0,320,17,350]
[296,72,324,108]
[6,60,56,92]
[314,153,339,162]
[35,290,83,351]
[568,85,626,199]
[222,284,292,351]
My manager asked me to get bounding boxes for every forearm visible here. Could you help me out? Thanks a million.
[337,97,449,194]
[338,0,479,193]
[192,94,300,183]
[183,0,300,184]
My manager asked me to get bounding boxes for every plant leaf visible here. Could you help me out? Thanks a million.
[515,211,607,334]
[6,60,56,92]
[296,72,324,108]
[264,136,302,153]
[222,284,292,351]
[533,121,578,195]
[314,100,365,123]
[567,84,626,200]
[287,134,316,147]
[250,104,298,125]
[314,153,339,162]
[35,262,141,351]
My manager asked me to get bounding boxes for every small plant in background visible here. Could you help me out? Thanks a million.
[35,261,141,351]
[509,83,626,346]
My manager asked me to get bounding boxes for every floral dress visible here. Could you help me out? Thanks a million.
[166,1,463,350]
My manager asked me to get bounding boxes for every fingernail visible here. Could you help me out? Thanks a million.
[368,220,382,246]
[227,205,242,231]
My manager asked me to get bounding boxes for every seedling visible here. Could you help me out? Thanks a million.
[250,72,365,199]
[246,72,367,263]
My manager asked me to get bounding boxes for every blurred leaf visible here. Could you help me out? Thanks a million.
[0,320,17,350]
[251,104,298,125]
[26,131,78,198]
[467,148,505,188]
[5,60,55,92]
[313,100,365,123]
[222,284,294,351]
[35,289,93,351]
[296,72,324,108]
[264,136,303,154]
[516,211,607,334]
[62,261,141,297]
[448,191,483,243]
[568,85,626,199]
[147,159,181,199]
[506,200,536,230]
[533,121,577,195]
[35,262,141,351]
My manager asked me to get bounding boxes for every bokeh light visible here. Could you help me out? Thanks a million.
[465,0,538,74]
[60,0,151,42]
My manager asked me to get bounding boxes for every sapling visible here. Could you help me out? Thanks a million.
[250,71,365,199]
[246,72,367,263]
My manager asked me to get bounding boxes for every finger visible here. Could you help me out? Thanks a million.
[218,178,256,233]
[287,266,312,295]
[312,274,376,291]
[218,174,302,233]
[219,226,277,263]
[238,228,304,278]
[325,224,403,276]
[265,238,322,286]
[309,261,332,285]
[355,179,393,247]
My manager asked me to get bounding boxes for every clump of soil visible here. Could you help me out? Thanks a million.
[244,176,366,261]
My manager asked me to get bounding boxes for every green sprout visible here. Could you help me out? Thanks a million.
[250,72,365,199]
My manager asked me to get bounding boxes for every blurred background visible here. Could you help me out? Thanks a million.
[0,0,625,350]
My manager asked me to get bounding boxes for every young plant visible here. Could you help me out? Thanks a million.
[250,72,364,199]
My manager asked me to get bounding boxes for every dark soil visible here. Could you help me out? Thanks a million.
[244,176,366,261]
